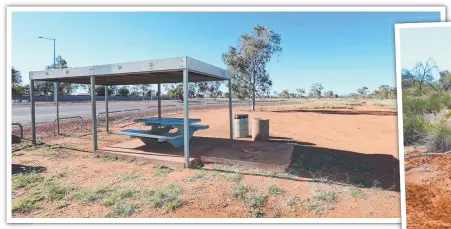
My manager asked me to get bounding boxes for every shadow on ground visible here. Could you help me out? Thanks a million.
[286,145,400,191]
[28,136,399,192]
[268,136,316,146]
[272,109,396,116]
[12,164,46,175]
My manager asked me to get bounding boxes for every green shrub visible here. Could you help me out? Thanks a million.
[427,123,451,152]
[107,202,139,218]
[403,114,429,145]
[268,184,285,195]
[12,194,42,213]
[12,172,44,189]
[245,194,266,208]
[232,184,247,199]
[403,95,428,116]
[73,186,111,203]
[424,93,446,115]
[103,189,136,206]
[39,181,72,201]
[147,184,183,212]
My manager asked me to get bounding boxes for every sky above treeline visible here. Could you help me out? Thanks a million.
[399,25,451,79]
[12,11,442,94]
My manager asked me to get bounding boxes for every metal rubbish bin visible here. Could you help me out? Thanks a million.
[234,114,249,138]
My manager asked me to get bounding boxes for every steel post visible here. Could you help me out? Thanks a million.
[91,76,97,152]
[183,69,189,168]
[105,86,109,133]
[228,79,233,140]
[158,83,161,118]
[30,80,36,144]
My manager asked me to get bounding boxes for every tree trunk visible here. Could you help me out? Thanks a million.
[252,74,256,111]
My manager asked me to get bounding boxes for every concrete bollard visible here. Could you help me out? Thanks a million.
[252,118,269,141]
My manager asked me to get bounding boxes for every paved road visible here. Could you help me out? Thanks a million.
[11,101,194,124]
[11,99,292,124]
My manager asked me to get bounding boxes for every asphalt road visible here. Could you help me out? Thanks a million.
[11,101,194,124]
[11,99,293,124]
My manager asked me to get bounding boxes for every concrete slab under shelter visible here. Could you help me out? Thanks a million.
[97,137,294,172]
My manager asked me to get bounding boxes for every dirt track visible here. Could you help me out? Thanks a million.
[11,101,400,218]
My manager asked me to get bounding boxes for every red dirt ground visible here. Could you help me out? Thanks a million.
[11,102,400,218]
[405,152,451,229]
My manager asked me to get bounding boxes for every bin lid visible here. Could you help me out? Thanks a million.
[234,114,248,119]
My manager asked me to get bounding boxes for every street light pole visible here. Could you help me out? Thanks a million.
[39,36,59,134]
[53,39,56,105]
[38,36,57,104]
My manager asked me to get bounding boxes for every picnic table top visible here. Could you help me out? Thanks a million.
[134,117,201,125]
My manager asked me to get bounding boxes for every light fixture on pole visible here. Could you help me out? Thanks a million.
[38,36,57,104]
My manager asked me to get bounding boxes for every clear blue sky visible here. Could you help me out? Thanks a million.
[399,24,451,79]
[12,11,441,95]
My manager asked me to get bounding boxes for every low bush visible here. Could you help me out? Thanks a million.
[426,123,451,152]
[403,114,429,145]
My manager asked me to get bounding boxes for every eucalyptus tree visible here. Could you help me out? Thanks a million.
[222,25,282,110]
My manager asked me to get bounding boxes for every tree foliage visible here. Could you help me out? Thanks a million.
[12,67,24,99]
[323,90,334,98]
[279,89,290,99]
[308,83,323,98]
[95,86,113,96]
[222,25,282,110]
[117,86,130,96]
[402,59,438,95]
[439,70,451,91]
[296,88,306,98]
[357,86,369,99]
[34,56,80,96]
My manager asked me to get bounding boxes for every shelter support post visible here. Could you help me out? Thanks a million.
[30,80,36,144]
[105,86,109,133]
[91,76,97,152]
[56,82,59,135]
[158,83,161,118]
[228,79,233,140]
[183,69,190,168]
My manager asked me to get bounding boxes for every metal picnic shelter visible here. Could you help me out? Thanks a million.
[29,56,234,167]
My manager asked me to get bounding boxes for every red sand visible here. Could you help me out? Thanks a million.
[12,102,400,218]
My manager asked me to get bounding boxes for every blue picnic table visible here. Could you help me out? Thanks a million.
[119,117,209,148]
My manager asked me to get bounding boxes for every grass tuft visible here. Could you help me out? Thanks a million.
[271,210,281,218]
[106,202,139,218]
[120,171,138,180]
[73,186,111,203]
[152,165,174,177]
[226,173,242,182]
[313,190,337,203]
[303,190,338,216]
[39,180,73,201]
[12,194,42,213]
[147,184,183,212]
[12,172,44,189]
[245,194,266,208]
[268,184,285,195]
[249,208,264,218]
[348,188,367,200]
[186,171,209,182]
[103,189,137,207]
[232,184,247,199]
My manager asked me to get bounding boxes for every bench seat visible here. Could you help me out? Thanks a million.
[120,129,182,140]
[119,124,209,148]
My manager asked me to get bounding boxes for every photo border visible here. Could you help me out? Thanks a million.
[394,21,451,229]
[6,5,446,224]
